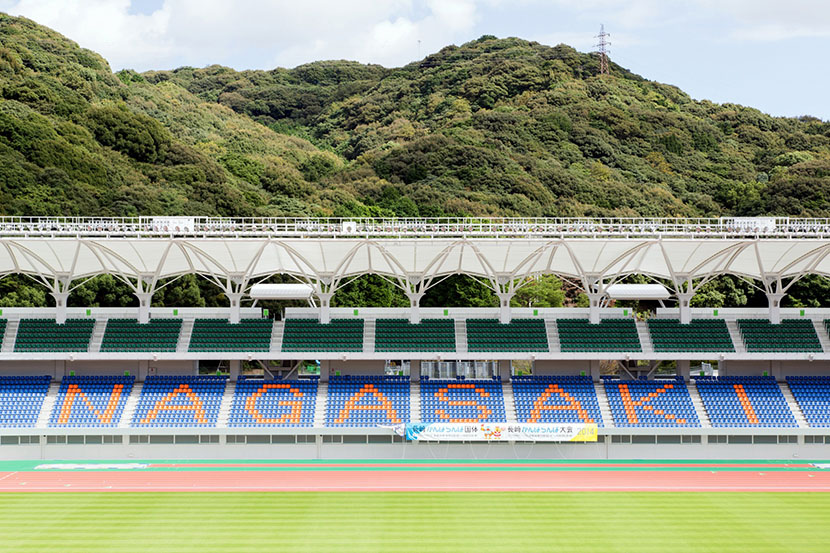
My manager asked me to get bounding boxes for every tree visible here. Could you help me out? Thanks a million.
[511,276,565,308]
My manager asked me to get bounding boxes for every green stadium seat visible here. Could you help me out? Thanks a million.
[281,319,363,352]
[14,318,95,353]
[100,318,182,352]
[189,318,273,352]
[466,319,548,352]
[557,319,640,352]
[648,319,734,352]
[738,319,821,353]
[375,319,455,352]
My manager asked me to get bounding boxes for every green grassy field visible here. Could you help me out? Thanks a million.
[0,492,829,552]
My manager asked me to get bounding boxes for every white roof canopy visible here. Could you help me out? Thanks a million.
[249,283,313,300]
[605,284,672,300]
[1,236,829,293]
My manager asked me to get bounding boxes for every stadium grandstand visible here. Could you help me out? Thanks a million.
[1,215,830,459]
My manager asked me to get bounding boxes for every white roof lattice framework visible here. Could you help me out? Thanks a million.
[1,237,830,286]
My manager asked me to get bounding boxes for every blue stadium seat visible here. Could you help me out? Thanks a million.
[49,375,134,427]
[695,376,796,427]
[132,375,226,427]
[604,378,700,427]
[786,376,830,427]
[512,375,603,426]
[421,377,506,423]
[229,376,317,427]
[325,375,409,427]
[0,375,51,427]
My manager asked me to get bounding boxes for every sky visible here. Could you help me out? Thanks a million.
[1,0,828,120]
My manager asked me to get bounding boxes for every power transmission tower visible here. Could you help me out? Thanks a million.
[595,24,610,75]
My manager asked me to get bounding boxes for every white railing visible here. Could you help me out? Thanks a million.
[0,216,828,238]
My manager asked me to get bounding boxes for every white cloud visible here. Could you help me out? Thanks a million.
[698,0,830,41]
[1,0,482,70]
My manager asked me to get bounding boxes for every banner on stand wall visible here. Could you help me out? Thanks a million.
[404,423,598,442]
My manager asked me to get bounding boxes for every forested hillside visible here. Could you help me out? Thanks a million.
[1,13,829,310]
[149,37,830,219]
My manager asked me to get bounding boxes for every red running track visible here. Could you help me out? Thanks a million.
[1,468,830,492]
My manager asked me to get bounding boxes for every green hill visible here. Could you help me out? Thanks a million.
[2,14,829,221]
[0,13,333,217]
[149,36,830,219]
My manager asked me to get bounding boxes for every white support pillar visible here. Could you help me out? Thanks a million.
[498,359,512,380]
[227,292,243,324]
[586,293,603,324]
[767,292,784,324]
[676,359,690,381]
[136,293,152,324]
[229,360,241,381]
[407,293,424,324]
[52,291,69,324]
[497,293,513,324]
[317,293,333,324]
[677,292,694,324]
[590,360,601,382]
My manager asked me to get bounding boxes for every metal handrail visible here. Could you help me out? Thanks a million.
[0,216,827,238]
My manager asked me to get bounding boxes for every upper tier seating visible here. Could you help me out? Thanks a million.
[0,375,50,427]
[786,376,830,428]
[132,375,226,427]
[648,319,734,352]
[230,377,317,427]
[604,378,699,427]
[557,319,641,352]
[421,377,506,423]
[737,319,822,353]
[325,375,409,427]
[466,319,548,352]
[282,319,363,352]
[189,318,273,352]
[14,319,95,352]
[512,375,603,426]
[375,319,455,352]
[101,318,182,352]
[49,375,134,427]
[695,376,797,427]
[0,319,6,347]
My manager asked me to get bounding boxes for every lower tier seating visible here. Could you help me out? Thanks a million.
[648,319,734,352]
[695,376,796,427]
[375,319,455,352]
[325,375,409,427]
[512,375,603,426]
[737,319,822,353]
[282,318,363,352]
[132,375,227,427]
[101,318,181,352]
[0,375,50,427]
[14,318,95,352]
[604,378,699,427]
[230,377,317,427]
[421,377,506,423]
[557,319,641,352]
[787,376,830,427]
[189,318,273,352]
[466,319,548,352]
[49,375,134,427]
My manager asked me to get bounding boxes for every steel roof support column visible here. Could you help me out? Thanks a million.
[407,292,425,324]
[670,276,698,325]
[46,275,73,325]
[583,277,606,324]
[764,278,786,325]
[135,277,157,324]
